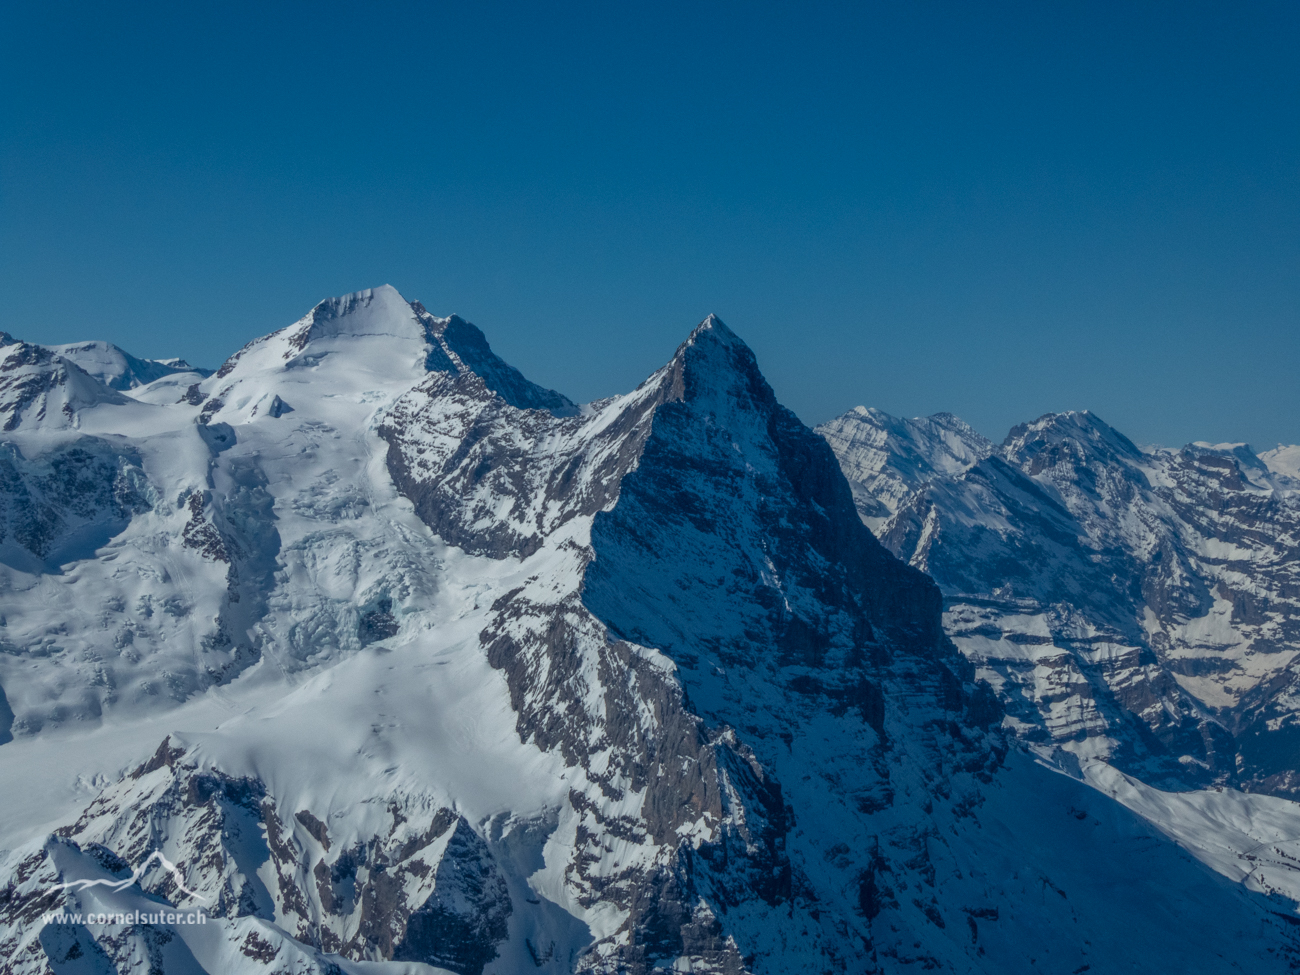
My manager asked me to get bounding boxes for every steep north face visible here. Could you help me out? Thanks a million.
[0,289,1297,974]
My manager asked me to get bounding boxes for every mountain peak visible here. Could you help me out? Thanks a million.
[1003,409,1144,467]
[673,313,753,364]
[205,286,578,419]
[205,283,432,387]
[47,340,210,390]
[659,314,777,417]
[289,284,419,347]
[684,312,741,348]
[0,340,130,432]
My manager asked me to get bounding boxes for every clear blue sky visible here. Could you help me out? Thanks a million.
[2,1,1297,449]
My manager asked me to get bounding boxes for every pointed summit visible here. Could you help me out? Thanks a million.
[204,286,576,420]
[681,312,745,351]
[656,313,779,418]
[284,284,421,350]
[1003,409,1145,469]
[413,306,577,416]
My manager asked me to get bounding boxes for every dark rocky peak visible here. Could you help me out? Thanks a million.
[1003,409,1146,474]
[657,317,910,580]
[660,314,775,414]
[587,315,948,659]
[577,317,1009,969]
[0,331,17,347]
[413,303,578,417]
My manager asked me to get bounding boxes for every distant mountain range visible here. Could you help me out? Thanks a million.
[1,331,211,392]
[1,287,1298,974]
[820,406,1300,797]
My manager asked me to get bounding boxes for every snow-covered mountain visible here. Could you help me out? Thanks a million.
[0,331,210,394]
[821,406,1300,798]
[818,408,994,532]
[44,340,211,391]
[2,288,1299,974]
[1263,443,1300,489]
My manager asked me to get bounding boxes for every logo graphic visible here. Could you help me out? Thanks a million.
[48,851,210,904]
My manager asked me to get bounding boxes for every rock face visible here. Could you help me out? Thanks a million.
[0,438,152,572]
[0,340,133,433]
[820,406,1300,796]
[1,289,1298,974]
[2,747,512,975]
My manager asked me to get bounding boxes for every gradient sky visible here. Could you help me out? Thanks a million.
[2,1,1297,449]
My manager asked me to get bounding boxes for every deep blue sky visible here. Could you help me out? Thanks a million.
[2,2,1297,448]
